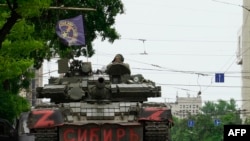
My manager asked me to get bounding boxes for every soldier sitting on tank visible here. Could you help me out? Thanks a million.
[106,54,129,68]
[105,54,131,83]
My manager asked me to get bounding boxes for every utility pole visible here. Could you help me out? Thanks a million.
[138,39,148,55]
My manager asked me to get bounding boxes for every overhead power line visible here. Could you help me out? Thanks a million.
[212,0,250,12]
[157,83,243,88]
[122,37,237,43]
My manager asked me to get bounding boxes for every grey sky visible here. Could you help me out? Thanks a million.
[44,0,243,107]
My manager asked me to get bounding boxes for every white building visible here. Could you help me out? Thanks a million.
[237,0,250,121]
[168,95,202,119]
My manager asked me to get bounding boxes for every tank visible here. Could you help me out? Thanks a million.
[17,58,174,141]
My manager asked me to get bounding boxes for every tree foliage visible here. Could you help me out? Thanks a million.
[0,0,52,121]
[0,0,124,122]
[31,0,124,65]
[0,93,30,123]
[171,99,241,141]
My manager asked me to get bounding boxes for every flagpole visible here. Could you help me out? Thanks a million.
[49,6,96,11]
[0,4,96,11]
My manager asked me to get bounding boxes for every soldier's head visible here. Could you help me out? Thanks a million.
[112,54,124,63]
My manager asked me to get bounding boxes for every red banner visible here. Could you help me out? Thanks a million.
[59,123,142,141]
[28,109,64,129]
[138,107,173,121]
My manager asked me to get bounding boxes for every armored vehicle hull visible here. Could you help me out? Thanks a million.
[17,59,173,141]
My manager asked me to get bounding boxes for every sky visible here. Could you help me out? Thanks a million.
[43,0,244,107]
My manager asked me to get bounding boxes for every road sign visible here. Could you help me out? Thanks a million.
[214,119,221,126]
[188,120,194,127]
[215,73,224,83]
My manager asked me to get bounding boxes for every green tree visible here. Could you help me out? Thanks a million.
[0,0,52,122]
[0,94,30,122]
[171,99,240,141]
[0,0,124,122]
[30,0,125,67]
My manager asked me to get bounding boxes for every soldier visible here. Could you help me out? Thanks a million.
[105,54,131,83]
[106,54,129,70]
[111,54,124,63]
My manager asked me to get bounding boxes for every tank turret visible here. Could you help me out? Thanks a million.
[37,59,161,103]
[18,57,173,141]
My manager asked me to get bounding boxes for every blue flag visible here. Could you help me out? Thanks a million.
[56,15,85,46]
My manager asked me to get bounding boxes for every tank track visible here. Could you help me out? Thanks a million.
[144,121,171,141]
[31,127,58,141]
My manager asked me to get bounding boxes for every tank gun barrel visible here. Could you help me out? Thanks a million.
[96,77,105,89]
[29,56,173,141]
[89,76,110,100]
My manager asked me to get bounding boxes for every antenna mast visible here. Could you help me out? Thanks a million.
[138,39,148,55]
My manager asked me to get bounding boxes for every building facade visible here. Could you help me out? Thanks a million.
[168,95,202,119]
[237,0,250,121]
